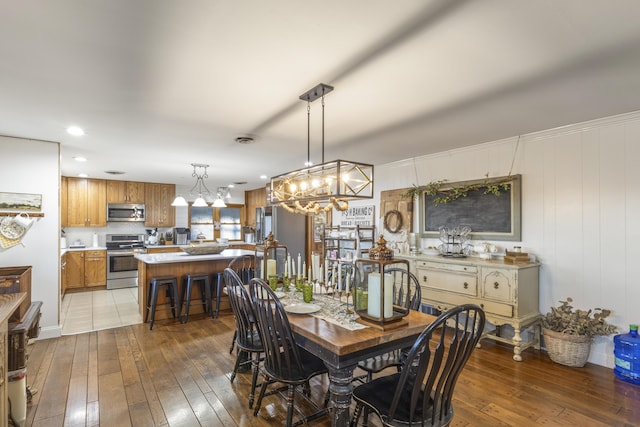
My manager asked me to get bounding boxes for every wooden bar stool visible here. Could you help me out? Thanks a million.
[145,276,179,330]
[180,273,210,323]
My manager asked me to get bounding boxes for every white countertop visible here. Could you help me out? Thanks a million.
[61,246,107,256]
[135,248,255,264]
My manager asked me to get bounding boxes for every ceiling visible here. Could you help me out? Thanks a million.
[2,1,640,193]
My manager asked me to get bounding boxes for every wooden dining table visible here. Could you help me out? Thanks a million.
[287,309,437,426]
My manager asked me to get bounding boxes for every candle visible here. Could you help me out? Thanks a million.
[287,254,292,277]
[324,258,329,285]
[284,259,288,277]
[298,253,302,277]
[308,266,312,283]
[292,260,296,279]
[267,259,276,277]
[367,273,393,318]
[303,261,306,279]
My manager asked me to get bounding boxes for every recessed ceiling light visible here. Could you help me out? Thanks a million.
[73,156,87,162]
[67,126,85,136]
[260,175,267,180]
[78,173,89,178]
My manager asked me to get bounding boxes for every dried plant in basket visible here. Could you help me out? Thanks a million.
[542,297,617,337]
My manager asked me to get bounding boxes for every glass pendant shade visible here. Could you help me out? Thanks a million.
[212,197,227,208]
[171,195,188,207]
[192,196,208,207]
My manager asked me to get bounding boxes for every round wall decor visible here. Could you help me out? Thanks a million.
[384,210,403,233]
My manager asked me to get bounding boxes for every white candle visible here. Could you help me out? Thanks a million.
[367,273,393,318]
[292,260,296,279]
[303,261,306,279]
[287,254,292,278]
[284,259,288,277]
[308,266,312,282]
[298,253,302,277]
[267,259,276,277]
[324,258,329,284]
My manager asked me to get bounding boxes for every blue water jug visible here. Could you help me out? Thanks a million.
[614,324,640,385]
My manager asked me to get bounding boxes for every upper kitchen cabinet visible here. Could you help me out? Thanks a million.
[64,177,107,227]
[106,180,145,203]
[144,183,175,227]
[245,186,267,227]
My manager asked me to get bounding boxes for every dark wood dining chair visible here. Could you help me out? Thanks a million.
[249,278,329,427]
[355,268,422,382]
[226,254,257,354]
[223,268,263,408]
[350,304,486,427]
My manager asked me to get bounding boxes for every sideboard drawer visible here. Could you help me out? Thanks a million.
[416,267,477,297]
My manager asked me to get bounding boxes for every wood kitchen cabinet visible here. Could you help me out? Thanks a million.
[62,250,106,292]
[244,186,267,227]
[84,250,106,287]
[409,256,540,362]
[63,251,85,290]
[106,180,145,203]
[64,177,107,227]
[144,183,175,227]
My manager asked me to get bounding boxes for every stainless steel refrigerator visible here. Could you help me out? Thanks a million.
[256,206,307,262]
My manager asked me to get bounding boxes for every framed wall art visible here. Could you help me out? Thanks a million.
[419,175,521,241]
[0,192,42,212]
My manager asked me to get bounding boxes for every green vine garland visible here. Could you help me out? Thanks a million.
[402,174,512,206]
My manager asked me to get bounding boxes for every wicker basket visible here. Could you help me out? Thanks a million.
[543,328,592,367]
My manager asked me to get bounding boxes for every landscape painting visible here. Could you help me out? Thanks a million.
[0,192,42,211]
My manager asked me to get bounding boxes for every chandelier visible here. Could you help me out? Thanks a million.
[172,163,232,207]
[269,83,374,214]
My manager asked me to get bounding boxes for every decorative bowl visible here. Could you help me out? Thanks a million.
[181,243,228,255]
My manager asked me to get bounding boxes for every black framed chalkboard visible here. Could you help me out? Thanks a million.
[420,175,521,241]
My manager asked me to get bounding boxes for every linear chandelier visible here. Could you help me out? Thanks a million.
[269,83,374,214]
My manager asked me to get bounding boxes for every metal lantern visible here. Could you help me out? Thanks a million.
[353,235,410,329]
[255,232,288,282]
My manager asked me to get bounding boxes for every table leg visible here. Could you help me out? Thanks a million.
[326,364,355,427]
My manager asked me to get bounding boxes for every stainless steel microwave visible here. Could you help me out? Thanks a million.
[107,203,145,222]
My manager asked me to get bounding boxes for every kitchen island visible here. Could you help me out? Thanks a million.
[135,249,255,323]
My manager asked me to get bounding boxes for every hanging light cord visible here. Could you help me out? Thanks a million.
[307,101,311,166]
[508,135,521,176]
[321,93,325,164]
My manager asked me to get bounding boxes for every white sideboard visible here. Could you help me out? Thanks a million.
[404,255,540,361]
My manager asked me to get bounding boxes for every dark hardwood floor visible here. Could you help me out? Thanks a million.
[21,313,640,426]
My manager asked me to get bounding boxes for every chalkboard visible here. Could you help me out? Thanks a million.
[420,175,521,241]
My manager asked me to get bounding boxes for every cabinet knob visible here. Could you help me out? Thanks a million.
[422,276,427,283]
[480,303,485,309]
[463,282,468,289]
[494,281,500,289]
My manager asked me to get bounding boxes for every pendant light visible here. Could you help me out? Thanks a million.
[269,83,374,214]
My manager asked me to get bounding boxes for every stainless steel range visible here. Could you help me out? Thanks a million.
[106,234,146,289]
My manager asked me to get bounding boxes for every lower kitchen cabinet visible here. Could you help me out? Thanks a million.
[62,250,107,292]
[409,256,540,361]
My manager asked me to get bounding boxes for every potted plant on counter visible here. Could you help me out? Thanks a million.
[542,297,617,367]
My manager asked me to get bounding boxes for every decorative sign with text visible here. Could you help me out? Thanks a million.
[338,205,375,227]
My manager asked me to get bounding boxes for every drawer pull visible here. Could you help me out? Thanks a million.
[463,282,468,289]
[422,276,427,283]
[494,281,500,289]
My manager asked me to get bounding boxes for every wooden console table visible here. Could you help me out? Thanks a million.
[404,255,540,361]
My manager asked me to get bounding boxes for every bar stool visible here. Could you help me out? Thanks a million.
[145,276,179,330]
[180,273,210,323]
[211,272,225,319]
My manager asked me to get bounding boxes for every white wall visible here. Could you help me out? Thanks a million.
[0,136,61,338]
[345,110,640,367]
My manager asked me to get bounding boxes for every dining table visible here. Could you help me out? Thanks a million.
[283,291,437,427]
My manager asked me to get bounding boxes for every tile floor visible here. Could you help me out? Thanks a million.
[61,287,142,335]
